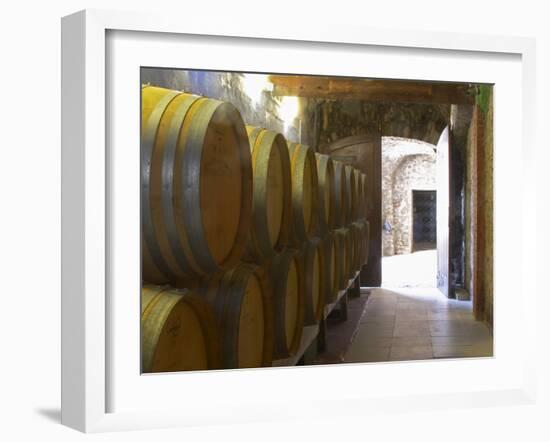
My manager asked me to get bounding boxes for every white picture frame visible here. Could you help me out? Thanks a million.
[61,9,537,433]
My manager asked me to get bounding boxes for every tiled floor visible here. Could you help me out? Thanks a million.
[344,287,493,363]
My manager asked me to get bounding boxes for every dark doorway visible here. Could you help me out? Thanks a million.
[412,190,437,251]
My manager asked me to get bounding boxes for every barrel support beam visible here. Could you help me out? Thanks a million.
[339,292,349,322]
[317,318,327,353]
[348,277,361,299]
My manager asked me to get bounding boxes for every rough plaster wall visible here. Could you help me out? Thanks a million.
[140,68,301,142]
[391,154,436,255]
[483,99,494,326]
[300,99,449,152]
[382,137,436,256]
[464,124,475,303]
[301,99,378,152]
[380,103,449,145]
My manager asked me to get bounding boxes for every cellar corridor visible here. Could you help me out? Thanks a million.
[138,69,494,372]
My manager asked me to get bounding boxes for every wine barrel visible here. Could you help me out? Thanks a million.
[358,219,370,265]
[179,263,273,369]
[315,153,336,233]
[287,142,319,245]
[332,160,347,228]
[301,238,325,325]
[348,223,357,273]
[353,168,364,221]
[243,126,292,262]
[359,172,368,221]
[268,248,305,359]
[141,284,220,373]
[344,165,357,225]
[321,232,339,303]
[358,221,368,268]
[333,229,349,290]
[141,86,252,284]
[334,227,352,286]
[349,222,363,273]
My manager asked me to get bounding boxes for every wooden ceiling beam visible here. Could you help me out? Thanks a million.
[269,75,475,105]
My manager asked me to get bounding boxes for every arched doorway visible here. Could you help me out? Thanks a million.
[382,137,437,287]
[325,125,454,294]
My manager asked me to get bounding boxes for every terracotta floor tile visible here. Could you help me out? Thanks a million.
[395,310,429,321]
[357,323,395,338]
[392,336,432,347]
[433,345,471,358]
[429,320,471,336]
[360,316,395,327]
[345,346,390,363]
[354,336,393,348]
[433,343,493,359]
[362,310,396,321]
[389,345,433,361]
[431,335,492,346]
[427,310,467,320]
[393,320,431,337]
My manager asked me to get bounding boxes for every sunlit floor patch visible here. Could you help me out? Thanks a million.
[382,249,437,288]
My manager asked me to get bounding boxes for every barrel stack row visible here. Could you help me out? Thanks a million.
[140,86,370,374]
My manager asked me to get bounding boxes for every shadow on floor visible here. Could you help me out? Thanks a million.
[313,290,370,365]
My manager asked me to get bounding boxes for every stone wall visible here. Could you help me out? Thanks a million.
[483,94,494,326]
[299,99,449,152]
[382,137,436,256]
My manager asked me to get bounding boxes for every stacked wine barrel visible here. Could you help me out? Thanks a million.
[140,85,370,372]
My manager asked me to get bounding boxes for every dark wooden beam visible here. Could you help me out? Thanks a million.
[269,75,475,105]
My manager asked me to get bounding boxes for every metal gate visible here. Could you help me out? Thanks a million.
[412,190,436,251]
